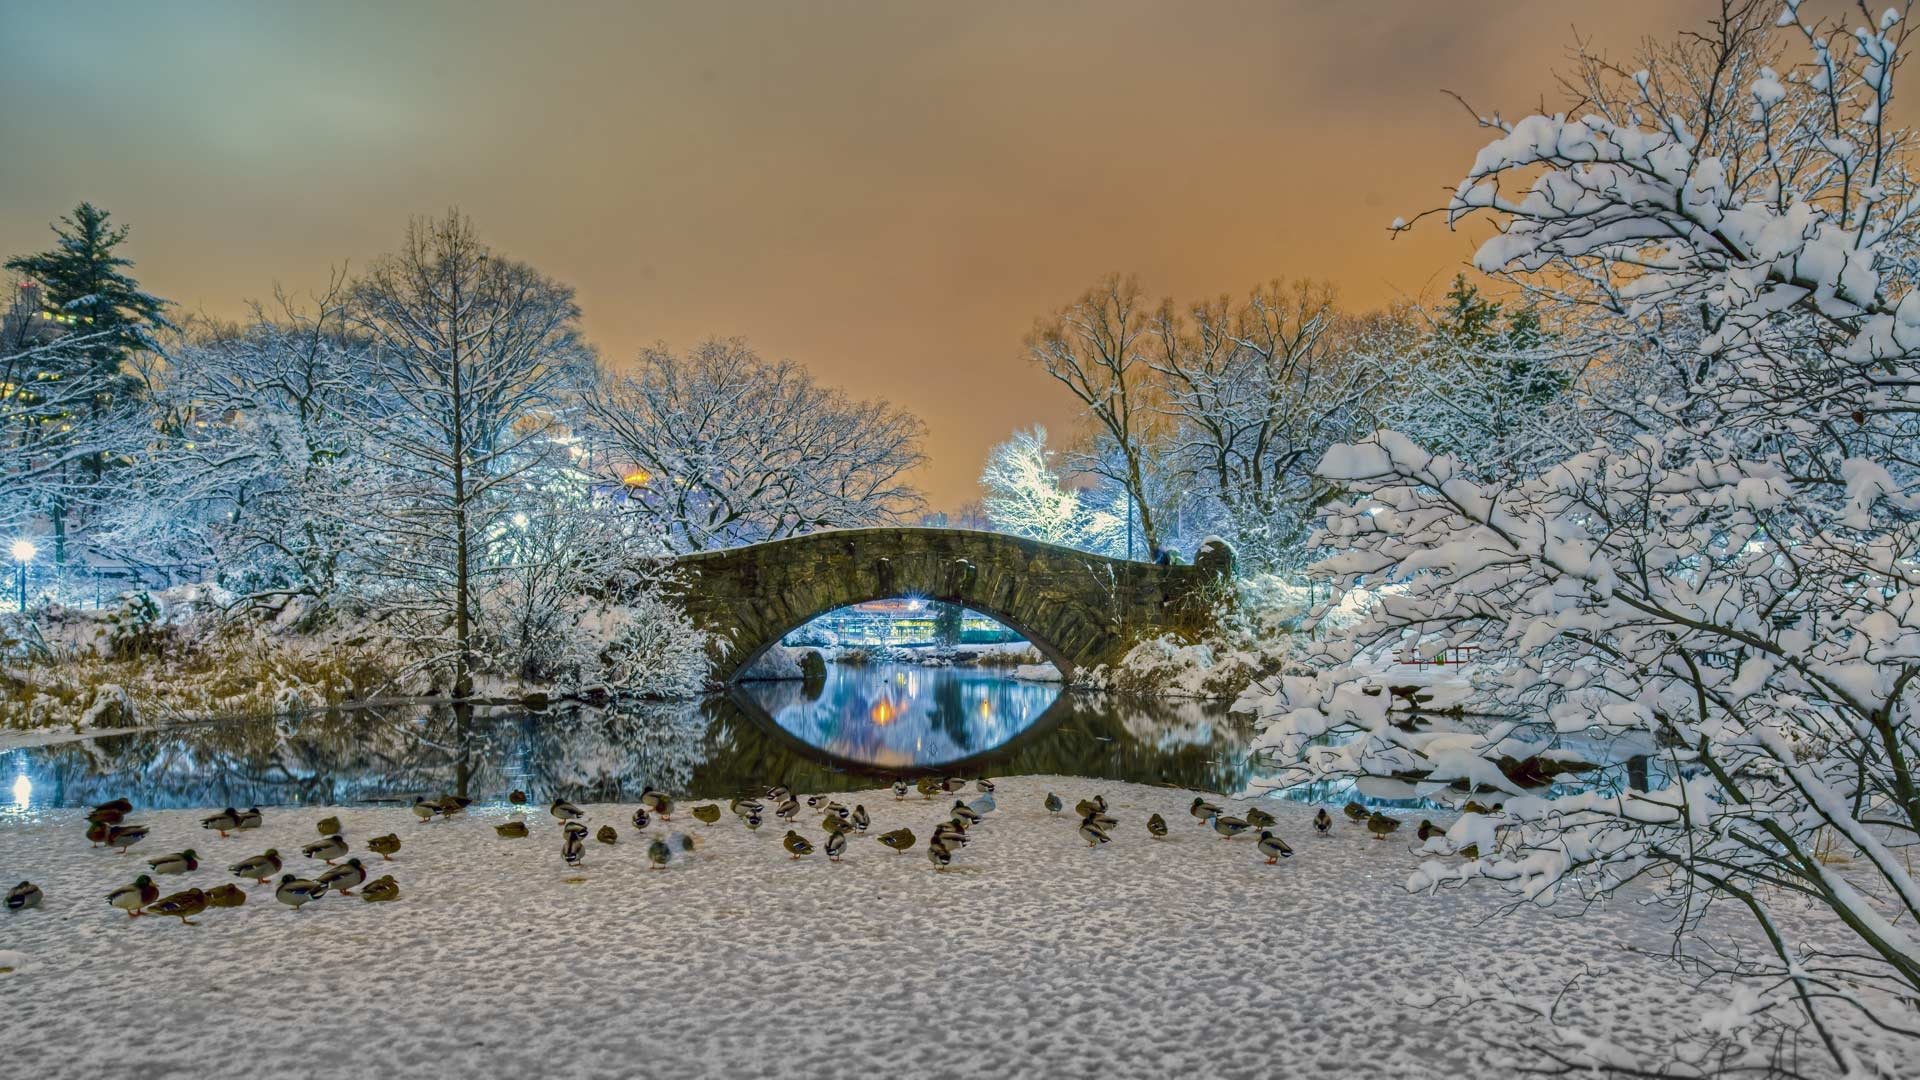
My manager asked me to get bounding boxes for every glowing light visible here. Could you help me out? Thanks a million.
[622,468,652,487]
[979,699,992,717]
[10,773,28,809]
[870,700,897,725]
[512,512,530,529]
[10,539,35,563]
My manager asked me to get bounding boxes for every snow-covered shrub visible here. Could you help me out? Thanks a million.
[1251,7,1920,1073]
[585,590,710,699]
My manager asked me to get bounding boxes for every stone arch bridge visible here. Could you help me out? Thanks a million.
[665,528,1233,683]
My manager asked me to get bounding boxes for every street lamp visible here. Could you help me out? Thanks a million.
[10,539,35,613]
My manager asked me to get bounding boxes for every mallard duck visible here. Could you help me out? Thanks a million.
[562,822,587,868]
[367,834,401,861]
[806,795,827,810]
[639,788,674,820]
[316,815,342,837]
[1313,808,1332,835]
[361,875,400,903]
[927,840,953,869]
[201,807,241,837]
[782,831,814,859]
[1417,818,1444,842]
[691,804,721,825]
[236,806,263,831]
[106,823,149,854]
[92,796,132,818]
[147,888,208,925]
[1245,807,1277,829]
[932,823,970,849]
[951,800,981,825]
[7,881,42,911]
[825,829,847,862]
[1146,813,1168,839]
[317,858,367,896]
[275,874,329,911]
[631,807,651,831]
[1078,819,1111,847]
[108,875,159,917]
[729,798,763,819]
[86,821,111,847]
[1366,812,1401,840]
[765,785,791,802]
[821,814,848,835]
[596,825,618,846]
[205,883,247,909]
[915,777,940,800]
[495,819,529,839]
[940,777,967,794]
[1211,815,1252,840]
[433,795,472,817]
[850,804,869,832]
[1190,797,1223,824]
[647,837,671,870]
[508,789,528,805]
[87,804,126,826]
[549,798,584,822]
[411,797,439,824]
[877,827,915,853]
[775,795,800,823]
[1074,796,1105,818]
[1045,792,1063,814]
[1343,801,1368,823]
[302,834,347,865]
[825,801,849,821]
[1083,809,1118,831]
[147,849,197,875]
[1257,831,1293,864]
[229,849,281,884]
[976,778,996,793]
[1461,800,1491,816]
[891,780,908,800]
[742,809,763,831]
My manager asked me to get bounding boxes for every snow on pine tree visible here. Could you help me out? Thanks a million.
[1245,3,1920,1073]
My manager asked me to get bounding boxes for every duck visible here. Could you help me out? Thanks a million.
[433,794,472,817]
[825,829,847,862]
[1257,831,1294,864]
[1343,801,1369,823]
[825,801,849,821]
[508,789,528,805]
[316,815,342,837]
[146,888,208,925]
[146,849,198,875]
[596,825,619,845]
[108,875,159,917]
[236,806,263,831]
[201,807,242,837]
[691,804,722,825]
[411,797,440,824]
[367,834,401,861]
[562,822,588,868]
[1461,800,1492,816]
[915,777,940,800]
[850,805,869,832]
[673,832,695,857]
[275,874,329,911]
[932,823,970,850]
[549,798,584,823]
[877,828,915,853]
[729,798,763,819]
[639,788,674,820]
[1146,813,1168,839]
[1313,808,1332,835]
[891,780,909,801]
[742,808,764,831]
[976,778,996,793]
[206,883,247,909]
[647,837,671,870]
[940,777,968,794]
[86,821,111,847]
[782,831,814,859]
[317,858,367,896]
[361,875,400,903]
[631,807,651,831]
[1045,792,1063,814]
[1245,807,1277,829]
[927,840,953,869]
[1366,812,1401,840]
[7,881,42,912]
[1083,809,1118,832]
[1190,797,1223,824]
[1078,819,1112,847]
[303,834,348,865]
[91,796,133,820]
[765,785,791,802]
[496,819,529,839]
[820,814,849,835]
[1075,796,1108,819]
[105,823,150,854]
[229,849,282,884]
[1417,818,1445,842]
[806,795,827,810]
[1211,815,1253,840]
[775,795,800,824]
[951,800,981,826]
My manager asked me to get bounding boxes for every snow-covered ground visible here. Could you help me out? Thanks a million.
[0,777,1884,1078]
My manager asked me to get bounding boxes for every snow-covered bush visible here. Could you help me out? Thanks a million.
[1248,5,1920,1073]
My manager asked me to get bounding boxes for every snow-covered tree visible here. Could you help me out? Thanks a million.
[580,337,925,553]
[978,425,1124,554]
[1248,4,1920,1071]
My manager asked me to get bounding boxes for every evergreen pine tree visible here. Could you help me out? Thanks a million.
[5,202,172,397]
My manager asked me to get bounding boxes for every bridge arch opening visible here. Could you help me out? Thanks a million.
[731,595,1071,685]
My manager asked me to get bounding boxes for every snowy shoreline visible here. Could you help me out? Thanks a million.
[1,776,1888,1078]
